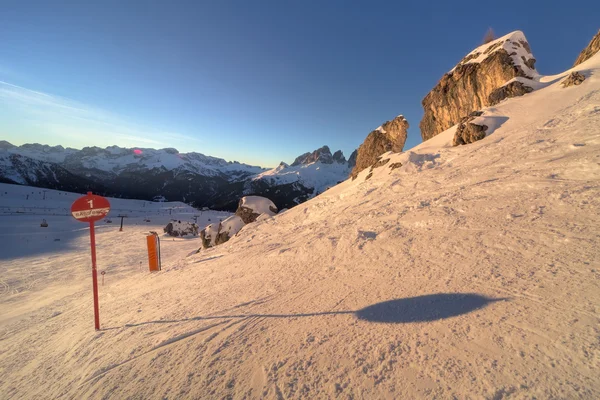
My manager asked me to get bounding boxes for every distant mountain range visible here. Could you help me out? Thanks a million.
[0,141,354,210]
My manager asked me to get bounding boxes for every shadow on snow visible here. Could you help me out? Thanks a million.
[117,293,506,329]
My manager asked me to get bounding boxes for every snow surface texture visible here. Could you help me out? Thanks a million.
[1,55,600,399]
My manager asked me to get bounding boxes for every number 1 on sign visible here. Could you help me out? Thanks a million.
[87,200,94,208]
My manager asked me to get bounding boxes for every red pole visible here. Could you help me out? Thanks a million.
[89,220,100,330]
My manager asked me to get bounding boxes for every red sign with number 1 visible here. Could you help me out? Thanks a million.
[71,192,111,330]
[71,193,111,222]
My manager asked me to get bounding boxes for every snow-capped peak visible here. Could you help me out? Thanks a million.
[450,30,538,77]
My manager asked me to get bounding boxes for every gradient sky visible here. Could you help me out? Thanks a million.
[0,0,598,167]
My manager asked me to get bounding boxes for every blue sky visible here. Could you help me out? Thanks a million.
[0,1,598,167]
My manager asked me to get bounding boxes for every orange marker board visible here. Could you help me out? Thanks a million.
[147,235,159,271]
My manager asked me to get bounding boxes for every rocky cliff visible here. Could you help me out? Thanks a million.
[573,29,600,67]
[420,31,538,141]
[350,115,409,179]
[291,145,345,166]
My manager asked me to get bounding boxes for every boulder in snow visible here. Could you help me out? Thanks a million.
[488,80,534,105]
[452,112,488,146]
[235,196,278,224]
[164,220,198,237]
[200,223,220,249]
[420,31,538,141]
[216,215,245,245]
[351,115,408,179]
[561,72,586,88]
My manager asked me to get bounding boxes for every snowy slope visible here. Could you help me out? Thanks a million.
[0,183,231,261]
[1,56,600,400]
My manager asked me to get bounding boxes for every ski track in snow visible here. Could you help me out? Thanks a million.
[0,55,600,399]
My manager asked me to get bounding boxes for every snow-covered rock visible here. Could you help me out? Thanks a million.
[215,215,245,245]
[350,115,409,179]
[163,220,198,237]
[452,111,488,146]
[421,31,538,141]
[235,196,278,224]
[200,223,219,249]
[255,213,272,222]
[488,80,534,105]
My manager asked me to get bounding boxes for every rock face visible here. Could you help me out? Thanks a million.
[420,31,538,141]
[452,112,488,146]
[561,72,586,88]
[200,223,219,249]
[350,115,409,179]
[235,196,278,224]
[347,150,358,169]
[291,146,344,166]
[163,220,199,237]
[489,80,534,105]
[332,150,346,164]
[573,30,600,67]
[215,215,245,245]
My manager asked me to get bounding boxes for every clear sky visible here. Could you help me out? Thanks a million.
[0,0,598,167]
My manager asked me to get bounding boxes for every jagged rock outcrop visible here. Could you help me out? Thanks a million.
[350,115,409,179]
[347,150,358,169]
[488,80,534,105]
[561,72,586,88]
[291,146,342,166]
[332,150,346,163]
[235,196,278,224]
[452,112,488,146]
[573,29,600,67]
[420,31,537,141]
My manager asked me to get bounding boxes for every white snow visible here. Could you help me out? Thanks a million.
[0,53,599,399]
[218,215,245,237]
[240,195,278,215]
[254,161,350,198]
